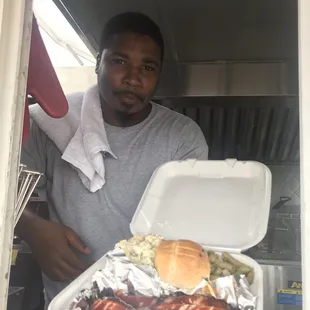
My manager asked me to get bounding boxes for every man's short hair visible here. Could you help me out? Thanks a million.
[99,12,164,62]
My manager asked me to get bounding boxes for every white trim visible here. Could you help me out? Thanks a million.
[0,0,33,308]
[299,0,310,308]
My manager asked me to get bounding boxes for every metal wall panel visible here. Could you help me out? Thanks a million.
[161,97,299,164]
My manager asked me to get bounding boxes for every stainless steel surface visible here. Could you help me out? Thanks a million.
[268,166,300,208]
[245,203,302,309]
[52,0,298,96]
[268,197,292,254]
[15,164,42,227]
[157,61,294,97]
[247,205,301,262]
[259,261,302,310]
[159,98,299,164]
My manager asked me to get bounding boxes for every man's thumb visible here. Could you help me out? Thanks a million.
[65,229,91,255]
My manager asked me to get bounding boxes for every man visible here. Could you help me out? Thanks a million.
[17,12,208,305]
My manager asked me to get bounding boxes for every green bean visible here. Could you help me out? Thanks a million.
[210,274,219,281]
[234,269,246,275]
[214,258,236,273]
[222,269,231,277]
[209,253,217,263]
[222,252,243,267]
[247,270,254,285]
[214,268,223,276]
[222,252,253,275]
[237,265,252,274]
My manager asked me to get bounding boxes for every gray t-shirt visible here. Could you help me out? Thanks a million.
[22,102,208,303]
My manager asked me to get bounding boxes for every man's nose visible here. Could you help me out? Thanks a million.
[123,66,142,87]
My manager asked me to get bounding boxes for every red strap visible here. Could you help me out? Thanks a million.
[22,16,68,145]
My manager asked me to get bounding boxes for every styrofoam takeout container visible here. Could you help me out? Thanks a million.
[49,159,271,310]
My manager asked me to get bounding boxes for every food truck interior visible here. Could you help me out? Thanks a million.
[8,0,302,309]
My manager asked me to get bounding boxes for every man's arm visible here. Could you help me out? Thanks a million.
[173,120,209,161]
[16,120,90,282]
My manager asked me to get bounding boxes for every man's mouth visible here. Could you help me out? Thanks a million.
[113,90,145,103]
[123,93,137,101]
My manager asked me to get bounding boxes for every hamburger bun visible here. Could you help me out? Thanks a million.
[155,239,210,289]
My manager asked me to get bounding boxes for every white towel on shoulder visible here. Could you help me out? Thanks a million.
[29,85,116,192]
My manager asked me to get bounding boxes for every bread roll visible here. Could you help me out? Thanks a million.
[155,240,210,289]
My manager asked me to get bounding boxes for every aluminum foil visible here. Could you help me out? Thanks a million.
[211,275,256,309]
[92,248,175,296]
[75,249,256,309]
[237,275,257,310]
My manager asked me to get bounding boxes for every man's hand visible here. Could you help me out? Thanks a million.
[27,220,90,282]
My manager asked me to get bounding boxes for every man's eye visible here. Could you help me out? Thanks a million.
[143,66,155,72]
[110,59,126,65]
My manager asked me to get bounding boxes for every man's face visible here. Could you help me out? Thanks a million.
[96,32,162,115]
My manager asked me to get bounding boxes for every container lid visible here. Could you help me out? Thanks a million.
[130,159,272,253]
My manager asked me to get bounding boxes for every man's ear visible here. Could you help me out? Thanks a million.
[95,53,101,74]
